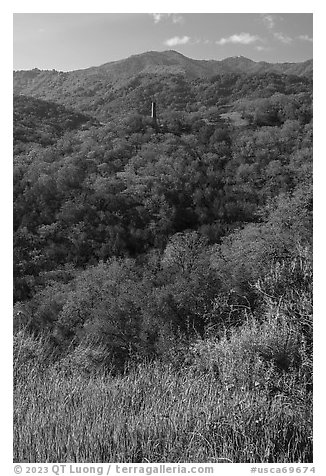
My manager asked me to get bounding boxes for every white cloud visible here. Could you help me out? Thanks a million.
[152,13,165,23]
[262,14,276,30]
[255,45,269,52]
[216,33,261,46]
[150,13,184,25]
[298,34,313,42]
[172,15,184,24]
[164,35,191,46]
[260,15,294,45]
[273,32,293,44]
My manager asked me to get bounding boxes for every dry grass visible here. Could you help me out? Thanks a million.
[14,317,312,463]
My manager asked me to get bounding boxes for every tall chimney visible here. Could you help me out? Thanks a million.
[151,101,157,124]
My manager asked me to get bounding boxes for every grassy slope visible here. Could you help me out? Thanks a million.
[14,312,312,463]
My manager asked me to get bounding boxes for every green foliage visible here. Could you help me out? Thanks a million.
[14,66,312,300]
[14,328,312,463]
[213,183,312,299]
[14,95,95,153]
[13,60,313,462]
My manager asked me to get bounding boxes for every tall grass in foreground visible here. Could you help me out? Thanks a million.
[14,314,312,463]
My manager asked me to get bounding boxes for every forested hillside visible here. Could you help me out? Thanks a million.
[13,95,97,153]
[13,50,312,120]
[14,52,313,463]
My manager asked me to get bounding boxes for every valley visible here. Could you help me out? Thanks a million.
[13,50,313,463]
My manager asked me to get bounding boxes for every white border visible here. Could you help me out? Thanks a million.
[3,2,323,474]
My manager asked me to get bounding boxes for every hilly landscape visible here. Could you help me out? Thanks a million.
[13,50,313,120]
[14,51,313,463]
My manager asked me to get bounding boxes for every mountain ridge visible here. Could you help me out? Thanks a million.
[13,50,313,122]
[15,50,313,78]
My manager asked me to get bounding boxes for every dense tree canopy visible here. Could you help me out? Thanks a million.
[13,66,312,367]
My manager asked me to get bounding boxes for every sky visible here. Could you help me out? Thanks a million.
[13,13,313,71]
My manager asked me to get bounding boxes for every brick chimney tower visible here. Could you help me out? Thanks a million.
[151,101,157,125]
